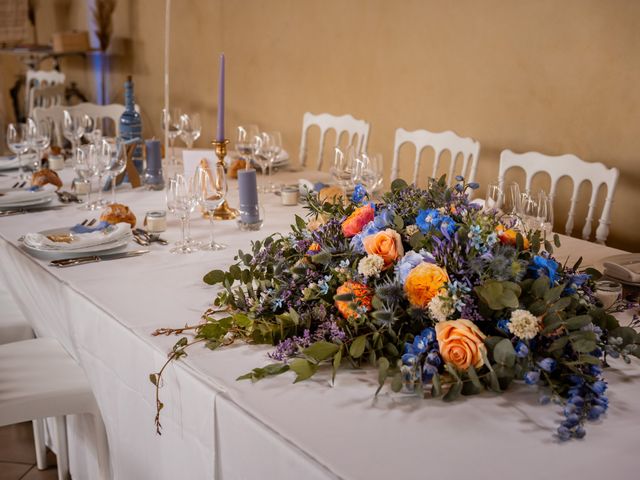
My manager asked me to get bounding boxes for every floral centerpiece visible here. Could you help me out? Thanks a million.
[151,176,639,440]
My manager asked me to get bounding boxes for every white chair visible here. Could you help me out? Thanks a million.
[498,149,619,244]
[28,83,66,114]
[25,70,66,117]
[391,128,481,188]
[299,112,370,169]
[0,338,111,480]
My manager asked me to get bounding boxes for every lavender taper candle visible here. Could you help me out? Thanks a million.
[216,53,225,141]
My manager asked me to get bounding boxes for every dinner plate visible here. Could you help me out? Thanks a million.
[0,153,37,171]
[20,226,132,260]
[0,194,54,210]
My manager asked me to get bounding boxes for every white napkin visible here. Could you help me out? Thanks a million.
[0,184,56,206]
[23,222,132,251]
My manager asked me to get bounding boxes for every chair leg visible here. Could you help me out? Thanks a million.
[32,418,48,470]
[54,416,70,480]
[92,413,112,480]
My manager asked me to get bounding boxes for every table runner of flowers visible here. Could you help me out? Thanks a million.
[151,176,639,440]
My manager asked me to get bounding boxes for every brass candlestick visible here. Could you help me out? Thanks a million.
[210,138,238,220]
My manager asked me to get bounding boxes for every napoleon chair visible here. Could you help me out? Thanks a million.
[390,128,481,191]
[299,112,370,169]
[498,149,619,244]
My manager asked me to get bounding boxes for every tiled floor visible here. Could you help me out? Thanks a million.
[0,423,58,480]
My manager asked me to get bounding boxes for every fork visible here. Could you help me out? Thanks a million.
[11,181,27,189]
[79,218,97,226]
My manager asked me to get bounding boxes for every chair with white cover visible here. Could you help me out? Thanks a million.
[0,338,111,480]
[498,149,619,244]
[299,112,370,169]
[391,128,481,188]
[25,70,66,116]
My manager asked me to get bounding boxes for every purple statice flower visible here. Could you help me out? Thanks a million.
[269,329,313,361]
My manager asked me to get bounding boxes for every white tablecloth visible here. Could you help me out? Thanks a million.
[0,166,638,480]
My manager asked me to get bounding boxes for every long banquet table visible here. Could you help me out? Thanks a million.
[0,165,639,480]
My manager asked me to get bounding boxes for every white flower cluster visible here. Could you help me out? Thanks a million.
[428,293,455,322]
[357,254,385,277]
[508,309,541,339]
[405,224,419,237]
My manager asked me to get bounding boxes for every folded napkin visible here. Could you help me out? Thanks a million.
[0,184,56,206]
[23,222,131,251]
[70,221,110,234]
[0,153,36,170]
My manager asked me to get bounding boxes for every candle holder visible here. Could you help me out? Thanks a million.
[209,138,238,220]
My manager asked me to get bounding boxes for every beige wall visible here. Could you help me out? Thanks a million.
[1,0,639,251]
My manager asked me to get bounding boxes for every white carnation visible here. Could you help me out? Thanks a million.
[508,309,540,339]
[405,224,419,237]
[358,254,385,277]
[428,293,454,322]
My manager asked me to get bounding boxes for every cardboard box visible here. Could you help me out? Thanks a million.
[52,31,90,53]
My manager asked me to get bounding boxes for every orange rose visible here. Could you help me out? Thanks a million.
[335,281,372,319]
[436,319,486,371]
[404,263,449,308]
[497,227,530,249]
[342,204,375,237]
[362,229,404,268]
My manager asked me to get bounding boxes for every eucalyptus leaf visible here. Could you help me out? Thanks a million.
[303,341,340,362]
[350,335,367,359]
[289,359,318,383]
[203,269,226,285]
[493,338,516,367]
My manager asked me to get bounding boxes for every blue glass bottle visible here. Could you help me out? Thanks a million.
[119,75,143,174]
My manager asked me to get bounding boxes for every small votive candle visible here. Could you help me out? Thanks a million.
[144,210,167,233]
[74,179,91,195]
[595,280,622,310]
[281,186,299,206]
[48,155,65,171]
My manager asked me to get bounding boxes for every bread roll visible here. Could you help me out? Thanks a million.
[100,203,137,228]
[32,168,63,189]
[318,186,344,204]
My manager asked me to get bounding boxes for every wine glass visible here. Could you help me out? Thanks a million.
[354,152,383,198]
[63,111,89,152]
[104,138,128,204]
[179,113,201,149]
[26,118,50,171]
[521,191,538,231]
[162,108,182,164]
[74,145,94,209]
[484,182,504,211]
[331,145,357,197]
[262,131,282,192]
[6,123,29,180]
[84,116,103,145]
[236,124,259,166]
[87,139,111,208]
[253,134,270,192]
[537,190,554,235]
[166,174,198,254]
[195,164,227,250]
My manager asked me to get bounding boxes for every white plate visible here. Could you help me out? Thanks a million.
[20,226,132,260]
[0,153,36,171]
[0,194,54,210]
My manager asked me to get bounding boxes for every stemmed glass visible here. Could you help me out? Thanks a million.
[6,123,29,180]
[353,152,383,198]
[484,182,504,211]
[86,140,111,208]
[537,190,554,235]
[63,111,90,153]
[26,118,50,172]
[162,108,182,164]
[261,131,282,192]
[166,174,198,254]
[236,124,259,166]
[104,139,128,204]
[331,145,357,197]
[83,116,102,145]
[195,164,227,250]
[253,134,270,192]
[74,146,94,209]
[179,113,201,149]
[520,191,539,231]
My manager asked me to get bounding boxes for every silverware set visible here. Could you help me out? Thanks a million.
[56,190,81,203]
[133,228,168,246]
[49,249,150,268]
[11,181,27,189]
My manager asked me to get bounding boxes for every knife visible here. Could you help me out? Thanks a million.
[0,206,64,217]
[49,249,150,267]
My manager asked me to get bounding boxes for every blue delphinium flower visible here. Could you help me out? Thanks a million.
[515,341,529,358]
[529,255,559,286]
[349,220,380,253]
[524,371,540,385]
[373,208,395,229]
[395,251,426,285]
[497,319,510,333]
[416,209,442,233]
[538,358,557,372]
[565,272,590,294]
[439,216,458,239]
[352,183,366,203]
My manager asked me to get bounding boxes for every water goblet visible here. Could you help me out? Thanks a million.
[484,182,504,212]
[104,138,127,204]
[236,124,259,166]
[6,123,29,180]
[179,113,201,149]
[195,164,227,250]
[26,118,50,171]
[262,131,282,192]
[63,111,89,153]
[162,108,182,164]
[74,145,94,210]
[537,190,554,235]
[166,174,198,254]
